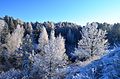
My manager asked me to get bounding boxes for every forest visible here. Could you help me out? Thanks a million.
[0,16,120,79]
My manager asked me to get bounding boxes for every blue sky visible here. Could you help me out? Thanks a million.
[0,0,120,25]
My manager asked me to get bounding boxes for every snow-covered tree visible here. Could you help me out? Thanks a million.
[20,34,34,78]
[6,24,24,53]
[50,29,55,40]
[0,25,9,45]
[22,51,31,78]
[75,22,108,61]
[38,26,48,51]
[21,34,33,53]
[49,22,55,29]
[0,20,5,34]
[0,68,22,79]
[0,20,9,45]
[31,30,68,78]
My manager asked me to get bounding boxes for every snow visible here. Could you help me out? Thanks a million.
[65,47,120,79]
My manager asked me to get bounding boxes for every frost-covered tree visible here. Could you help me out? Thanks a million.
[44,30,67,78]
[0,20,12,71]
[0,68,22,79]
[0,20,9,45]
[48,22,55,29]
[0,20,5,34]
[0,25,9,45]
[0,24,24,72]
[6,24,24,53]
[24,22,33,35]
[50,29,55,40]
[22,52,31,78]
[21,34,33,53]
[75,22,108,61]
[19,34,34,78]
[31,29,68,78]
[38,26,48,51]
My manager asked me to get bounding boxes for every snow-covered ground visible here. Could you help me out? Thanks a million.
[65,47,120,79]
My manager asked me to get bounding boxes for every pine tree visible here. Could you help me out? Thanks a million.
[50,29,55,40]
[6,24,24,53]
[20,34,34,78]
[38,26,48,52]
[0,20,8,45]
[22,51,31,78]
[75,22,108,61]
[31,30,67,78]
[44,30,67,78]
[0,20,5,33]
[21,34,33,53]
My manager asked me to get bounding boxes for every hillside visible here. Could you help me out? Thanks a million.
[0,16,120,79]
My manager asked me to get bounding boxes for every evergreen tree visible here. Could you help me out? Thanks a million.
[0,20,6,33]
[75,22,108,61]
[0,20,8,44]
[31,30,67,78]
[6,24,24,53]
[50,29,55,40]
[21,34,33,53]
[43,30,67,78]
[20,34,34,78]
[38,26,48,51]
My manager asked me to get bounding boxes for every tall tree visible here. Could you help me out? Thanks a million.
[38,26,48,51]
[75,22,108,61]
[21,34,34,53]
[6,24,24,53]
[31,30,67,78]
[20,34,34,78]
[0,20,8,44]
